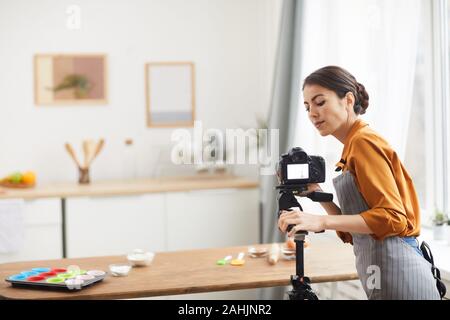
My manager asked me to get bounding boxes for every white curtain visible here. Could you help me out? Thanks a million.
[259,0,304,300]
[294,0,421,161]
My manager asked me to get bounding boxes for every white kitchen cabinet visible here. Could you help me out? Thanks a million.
[0,199,62,264]
[66,194,165,258]
[166,188,259,251]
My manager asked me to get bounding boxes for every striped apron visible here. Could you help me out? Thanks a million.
[332,170,440,300]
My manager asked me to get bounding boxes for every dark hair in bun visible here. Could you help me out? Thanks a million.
[302,66,369,115]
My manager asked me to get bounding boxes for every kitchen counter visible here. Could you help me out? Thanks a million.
[0,174,259,200]
[0,236,358,300]
[0,174,260,259]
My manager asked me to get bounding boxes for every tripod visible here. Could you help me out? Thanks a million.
[288,231,317,300]
[276,186,333,300]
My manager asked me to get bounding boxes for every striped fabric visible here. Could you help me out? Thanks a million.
[333,171,440,300]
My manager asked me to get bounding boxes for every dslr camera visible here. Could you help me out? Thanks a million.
[277,147,326,187]
[276,147,333,223]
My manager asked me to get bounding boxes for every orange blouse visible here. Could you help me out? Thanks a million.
[335,119,421,243]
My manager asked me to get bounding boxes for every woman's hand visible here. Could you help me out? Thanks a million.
[278,208,326,237]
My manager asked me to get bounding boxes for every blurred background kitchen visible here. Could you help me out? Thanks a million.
[0,0,449,299]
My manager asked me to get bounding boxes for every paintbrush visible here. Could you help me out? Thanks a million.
[65,143,82,169]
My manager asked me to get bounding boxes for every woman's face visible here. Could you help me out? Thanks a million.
[303,84,355,137]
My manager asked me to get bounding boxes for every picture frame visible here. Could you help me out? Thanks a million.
[34,54,108,105]
[145,62,196,127]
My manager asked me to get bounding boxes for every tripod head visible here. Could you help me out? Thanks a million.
[276,184,332,233]
[276,184,333,203]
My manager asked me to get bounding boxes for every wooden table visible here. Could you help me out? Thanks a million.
[0,236,358,300]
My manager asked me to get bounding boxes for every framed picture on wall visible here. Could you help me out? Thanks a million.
[145,62,196,127]
[34,54,108,105]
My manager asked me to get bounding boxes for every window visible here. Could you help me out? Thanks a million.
[405,0,450,226]
[404,1,431,222]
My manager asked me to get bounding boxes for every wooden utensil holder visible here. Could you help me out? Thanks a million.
[78,167,90,184]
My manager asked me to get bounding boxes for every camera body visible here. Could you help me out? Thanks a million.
[276,147,332,207]
[277,147,326,186]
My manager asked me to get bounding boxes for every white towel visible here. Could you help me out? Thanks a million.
[0,199,25,253]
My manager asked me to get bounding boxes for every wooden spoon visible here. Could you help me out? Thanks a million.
[82,140,90,169]
[65,143,82,169]
[87,139,105,166]
[83,139,96,168]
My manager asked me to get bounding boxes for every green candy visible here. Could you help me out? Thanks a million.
[216,255,232,266]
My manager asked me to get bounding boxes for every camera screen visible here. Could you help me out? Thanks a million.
[287,163,309,180]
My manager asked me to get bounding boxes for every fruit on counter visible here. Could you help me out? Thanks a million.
[286,238,296,249]
[1,171,36,185]
[22,171,36,184]
[9,172,23,183]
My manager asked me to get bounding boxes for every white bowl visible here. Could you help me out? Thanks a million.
[127,249,155,267]
[280,246,296,260]
[109,263,132,277]
[247,246,268,258]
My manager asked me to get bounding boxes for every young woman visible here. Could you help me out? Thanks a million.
[278,66,440,300]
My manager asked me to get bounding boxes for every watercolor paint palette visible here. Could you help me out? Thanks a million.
[5,267,107,291]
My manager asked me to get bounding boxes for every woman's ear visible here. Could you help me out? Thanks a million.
[345,92,355,110]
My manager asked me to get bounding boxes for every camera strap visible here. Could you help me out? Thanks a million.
[420,241,447,299]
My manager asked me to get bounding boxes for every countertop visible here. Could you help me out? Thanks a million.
[0,174,259,200]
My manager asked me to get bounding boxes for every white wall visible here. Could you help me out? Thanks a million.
[0,0,281,182]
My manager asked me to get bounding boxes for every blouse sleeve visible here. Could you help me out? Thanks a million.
[347,136,408,240]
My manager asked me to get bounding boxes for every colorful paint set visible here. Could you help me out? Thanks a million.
[5,267,107,291]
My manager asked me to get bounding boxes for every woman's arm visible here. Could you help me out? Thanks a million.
[282,183,372,237]
[319,201,342,215]
[322,214,373,234]
[279,209,373,237]
[300,183,342,215]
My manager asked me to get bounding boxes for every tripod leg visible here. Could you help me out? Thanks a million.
[287,276,319,300]
[295,238,305,278]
